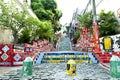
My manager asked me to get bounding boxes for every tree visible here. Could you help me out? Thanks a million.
[36,21,53,40]
[0,1,12,29]
[18,28,32,43]
[0,1,59,44]
[31,0,57,21]
[98,10,119,37]
[18,16,53,43]
[77,11,93,29]
[71,11,93,44]
[0,1,23,43]
[73,32,80,44]
[12,11,29,43]
[18,16,39,43]
[0,1,36,43]
[51,9,62,32]
[31,0,62,33]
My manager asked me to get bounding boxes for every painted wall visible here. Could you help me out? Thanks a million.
[100,34,120,52]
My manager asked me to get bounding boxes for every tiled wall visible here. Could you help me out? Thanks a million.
[99,34,120,52]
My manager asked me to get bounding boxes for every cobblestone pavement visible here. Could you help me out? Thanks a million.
[0,63,119,80]
[0,66,22,76]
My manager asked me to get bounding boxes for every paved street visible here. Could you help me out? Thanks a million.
[0,63,119,80]
[0,66,22,76]
[32,63,111,80]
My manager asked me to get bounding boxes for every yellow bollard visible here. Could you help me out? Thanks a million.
[66,60,76,76]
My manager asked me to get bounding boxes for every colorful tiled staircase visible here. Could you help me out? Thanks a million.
[34,51,98,64]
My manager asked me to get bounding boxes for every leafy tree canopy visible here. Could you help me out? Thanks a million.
[31,0,62,33]
[76,10,119,37]
[98,10,119,37]
[0,1,28,43]
[0,1,53,43]
[77,11,93,29]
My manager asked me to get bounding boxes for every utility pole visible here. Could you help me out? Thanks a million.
[92,0,97,23]
[83,0,91,14]
[91,0,100,53]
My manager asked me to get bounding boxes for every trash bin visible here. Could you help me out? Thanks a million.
[22,57,33,78]
[66,59,76,76]
[110,55,120,78]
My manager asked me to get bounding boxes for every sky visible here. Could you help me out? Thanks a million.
[56,0,120,25]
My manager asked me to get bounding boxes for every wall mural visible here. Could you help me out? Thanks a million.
[99,34,120,52]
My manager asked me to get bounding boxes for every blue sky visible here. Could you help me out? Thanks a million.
[56,0,120,25]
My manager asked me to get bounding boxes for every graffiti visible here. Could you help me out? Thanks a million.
[115,36,120,48]
[100,34,120,52]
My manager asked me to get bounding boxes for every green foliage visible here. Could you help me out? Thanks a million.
[0,2,27,43]
[31,0,62,33]
[41,0,57,11]
[52,34,58,48]
[18,29,32,43]
[0,1,54,43]
[18,17,38,43]
[73,32,80,44]
[35,21,53,40]
[77,10,119,37]
[77,11,93,29]
[0,1,12,29]
[18,17,53,43]
[98,10,119,37]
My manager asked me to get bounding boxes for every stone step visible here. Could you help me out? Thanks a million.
[34,51,98,64]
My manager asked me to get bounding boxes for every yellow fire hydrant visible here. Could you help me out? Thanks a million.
[66,60,76,76]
